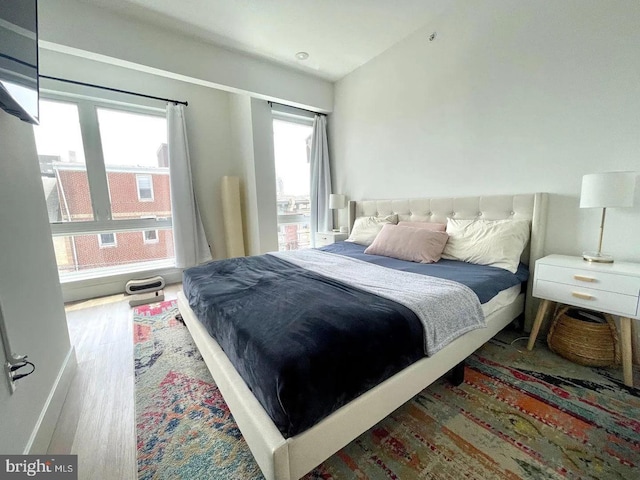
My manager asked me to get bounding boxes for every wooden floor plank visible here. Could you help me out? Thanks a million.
[48,284,182,480]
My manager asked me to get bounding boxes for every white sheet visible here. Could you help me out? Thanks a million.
[483,283,521,317]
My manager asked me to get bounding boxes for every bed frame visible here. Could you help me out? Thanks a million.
[177,192,548,480]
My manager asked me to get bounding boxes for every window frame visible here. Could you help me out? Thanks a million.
[143,229,159,244]
[98,232,117,248]
[271,104,315,126]
[136,174,154,202]
[271,111,314,251]
[38,93,172,238]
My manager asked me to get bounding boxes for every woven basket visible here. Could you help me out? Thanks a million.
[547,306,620,367]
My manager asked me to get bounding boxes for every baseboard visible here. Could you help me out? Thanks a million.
[24,347,77,454]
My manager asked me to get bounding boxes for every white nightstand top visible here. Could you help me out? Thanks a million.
[537,254,640,277]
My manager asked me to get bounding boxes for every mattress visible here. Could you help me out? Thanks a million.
[183,247,527,438]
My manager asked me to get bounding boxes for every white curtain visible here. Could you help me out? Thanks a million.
[310,115,332,241]
[167,103,212,268]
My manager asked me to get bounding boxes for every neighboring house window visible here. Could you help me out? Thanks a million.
[33,98,174,278]
[141,215,158,244]
[98,232,117,247]
[143,230,158,244]
[137,174,154,201]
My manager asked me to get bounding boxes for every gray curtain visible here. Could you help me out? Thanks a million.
[167,103,212,268]
[310,115,332,243]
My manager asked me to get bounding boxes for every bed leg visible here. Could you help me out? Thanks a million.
[447,360,465,386]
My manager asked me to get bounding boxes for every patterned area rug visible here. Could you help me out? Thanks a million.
[135,300,640,479]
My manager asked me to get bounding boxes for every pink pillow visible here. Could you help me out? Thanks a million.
[364,224,449,264]
[397,221,446,232]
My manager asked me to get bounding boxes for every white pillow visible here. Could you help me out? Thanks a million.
[346,214,398,246]
[442,218,530,273]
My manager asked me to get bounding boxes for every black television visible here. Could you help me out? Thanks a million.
[0,0,39,124]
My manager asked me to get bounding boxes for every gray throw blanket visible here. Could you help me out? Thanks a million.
[269,249,485,356]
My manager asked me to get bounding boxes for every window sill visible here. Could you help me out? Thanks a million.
[60,259,182,303]
[59,259,175,283]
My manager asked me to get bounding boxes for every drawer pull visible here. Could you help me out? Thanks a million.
[573,274,596,283]
[572,291,594,301]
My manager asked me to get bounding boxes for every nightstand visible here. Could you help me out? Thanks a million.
[316,231,348,247]
[527,254,640,387]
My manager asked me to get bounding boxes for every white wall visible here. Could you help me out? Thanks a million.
[0,108,75,453]
[330,0,640,262]
[38,0,333,113]
[249,98,279,254]
[228,95,279,255]
[228,96,260,255]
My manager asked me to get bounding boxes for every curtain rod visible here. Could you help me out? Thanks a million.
[39,75,188,106]
[268,101,325,116]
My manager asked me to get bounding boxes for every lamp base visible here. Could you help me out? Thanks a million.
[582,251,614,263]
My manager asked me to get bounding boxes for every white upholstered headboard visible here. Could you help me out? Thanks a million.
[347,193,549,329]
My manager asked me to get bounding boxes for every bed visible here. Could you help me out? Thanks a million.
[177,192,548,480]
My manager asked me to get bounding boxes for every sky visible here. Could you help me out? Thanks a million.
[33,99,167,168]
[273,119,312,197]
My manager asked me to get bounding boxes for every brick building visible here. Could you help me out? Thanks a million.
[40,153,174,274]
[276,196,311,250]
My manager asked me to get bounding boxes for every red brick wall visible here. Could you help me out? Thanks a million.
[57,170,171,220]
[108,172,171,219]
[55,169,174,271]
[57,171,93,221]
[70,229,174,271]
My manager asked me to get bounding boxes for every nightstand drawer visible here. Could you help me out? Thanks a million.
[535,279,639,317]
[316,233,333,246]
[536,264,640,296]
[316,232,348,246]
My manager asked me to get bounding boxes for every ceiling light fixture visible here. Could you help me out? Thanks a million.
[295,51,309,61]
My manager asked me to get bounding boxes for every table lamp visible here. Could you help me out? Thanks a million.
[329,194,347,232]
[580,171,636,263]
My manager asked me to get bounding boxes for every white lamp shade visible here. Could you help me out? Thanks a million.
[580,171,636,208]
[329,193,347,209]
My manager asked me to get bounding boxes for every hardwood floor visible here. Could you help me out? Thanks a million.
[47,284,182,480]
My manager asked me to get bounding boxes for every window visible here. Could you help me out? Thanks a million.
[143,229,158,244]
[33,97,175,279]
[136,175,154,201]
[98,108,168,218]
[98,232,117,247]
[140,215,158,244]
[34,100,93,223]
[273,117,313,251]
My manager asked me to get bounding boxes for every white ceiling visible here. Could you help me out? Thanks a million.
[80,0,450,82]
